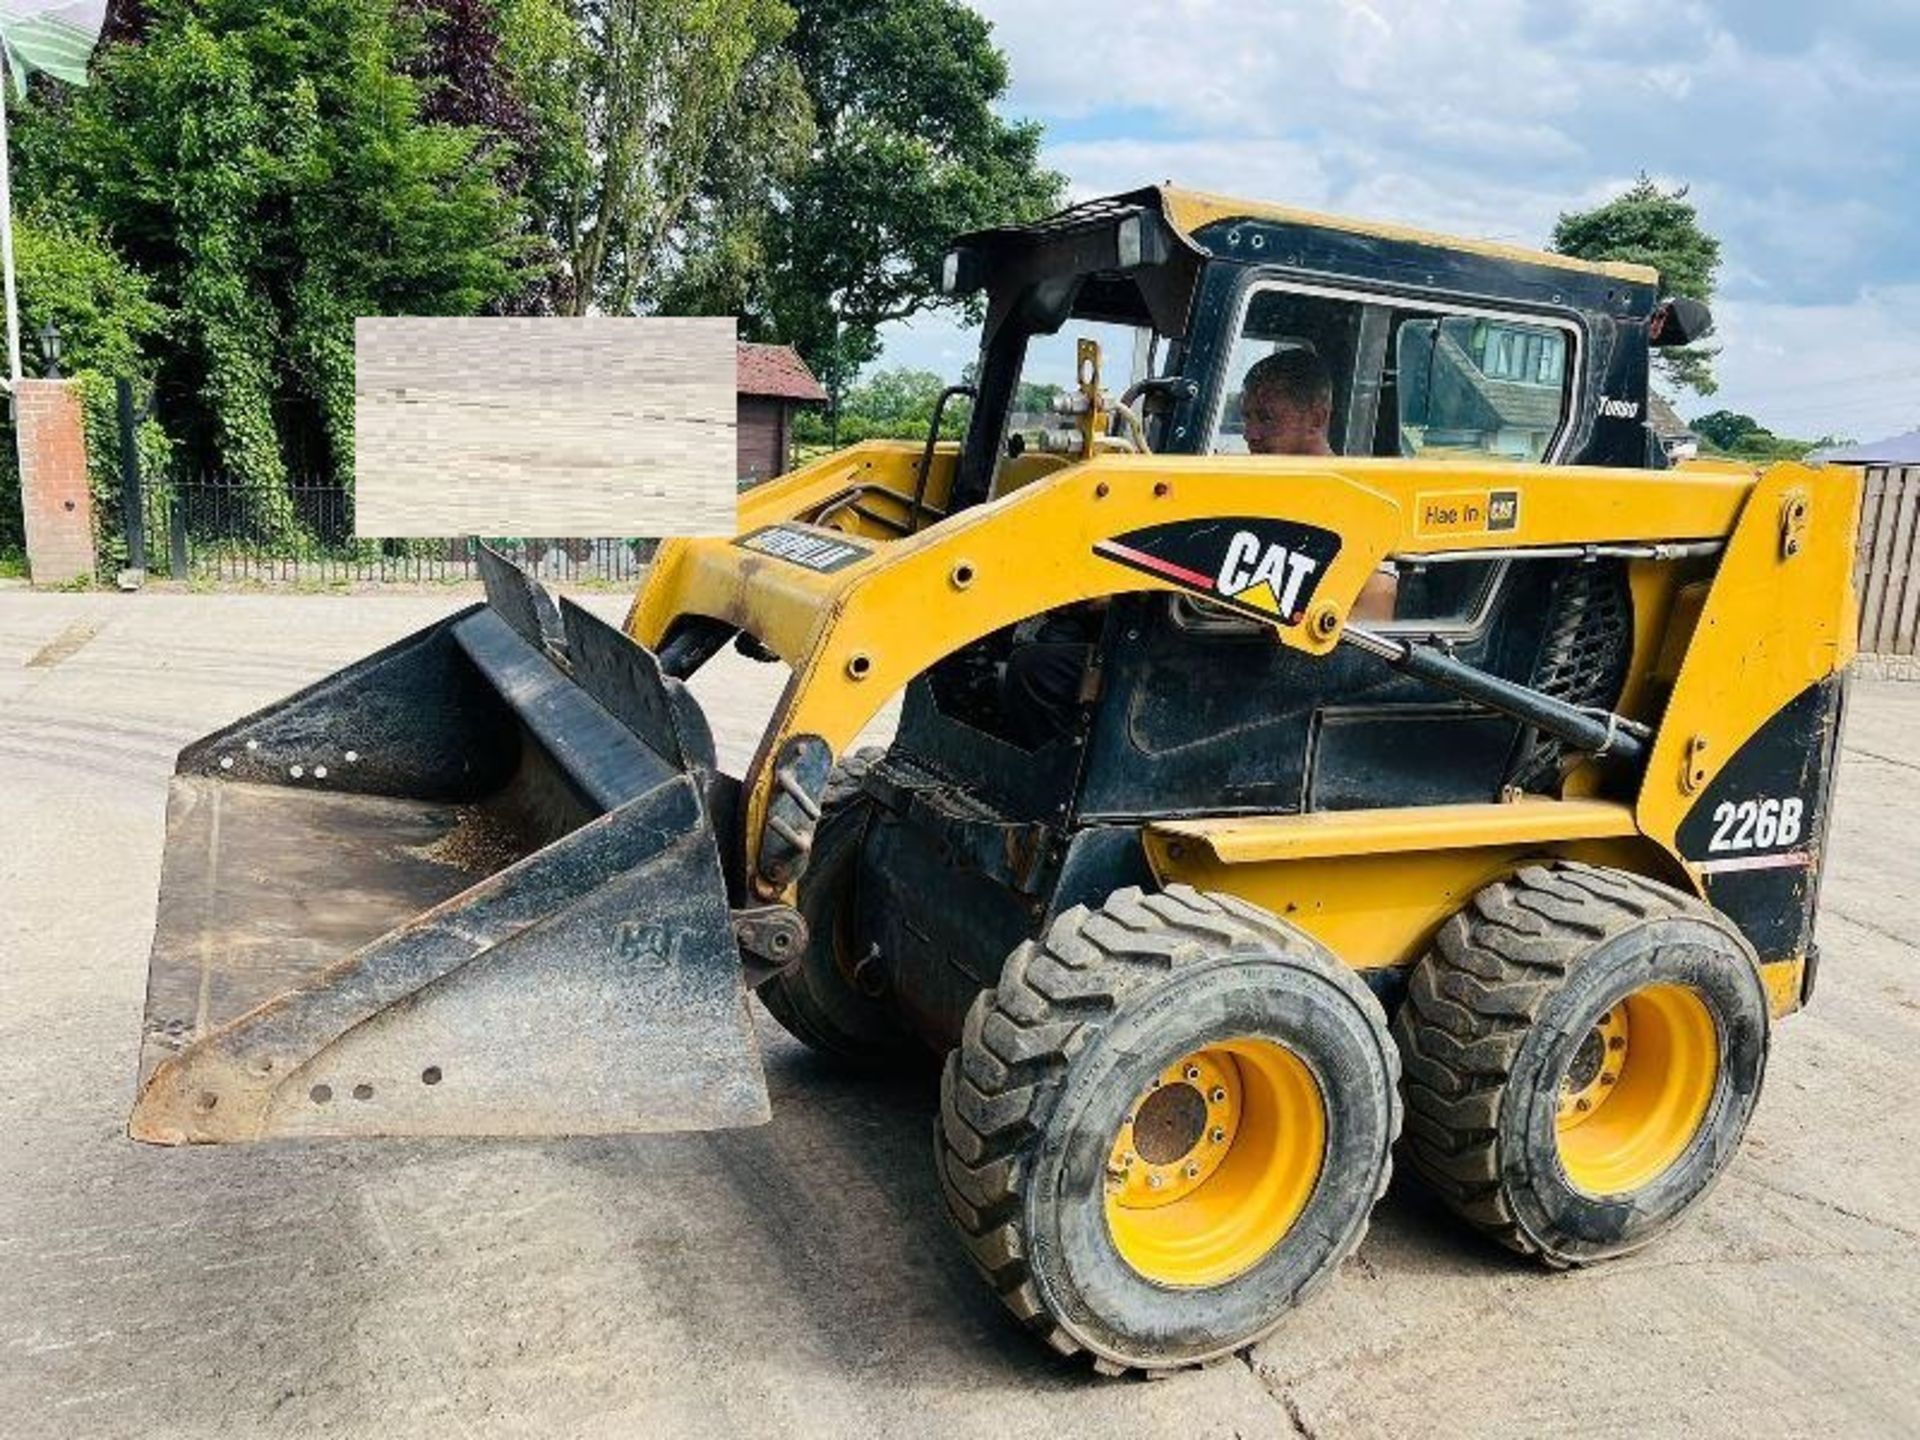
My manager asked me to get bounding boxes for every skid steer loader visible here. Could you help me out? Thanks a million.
[131,187,1859,1374]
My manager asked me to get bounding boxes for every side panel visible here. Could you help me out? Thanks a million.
[1147,834,1678,973]
[1672,676,1848,966]
[1637,461,1861,1010]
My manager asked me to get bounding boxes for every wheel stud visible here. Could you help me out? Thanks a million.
[1184,1162,1201,1179]
[1210,1126,1226,1144]
[1608,1036,1626,1051]
[1147,1172,1165,1190]
[1184,1064,1202,1082]
[1209,1086,1227,1104]
[1575,1097,1592,1112]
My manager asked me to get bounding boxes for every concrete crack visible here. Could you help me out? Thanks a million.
[1821,903,1920,954]
[1241,1352,1319,1439]
[1734,1171,1920,1245]
[1844,743,1920,776]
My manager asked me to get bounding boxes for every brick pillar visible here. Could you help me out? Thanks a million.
[15,378,93,586]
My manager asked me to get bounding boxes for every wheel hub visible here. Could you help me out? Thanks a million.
[1555,983,1718,1196]
[1103,1037,1326,1288]
[1107,1052,1240,1208]
[1557,1004,1628,1127]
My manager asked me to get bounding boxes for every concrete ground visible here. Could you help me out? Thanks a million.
[3,589,1918,1439]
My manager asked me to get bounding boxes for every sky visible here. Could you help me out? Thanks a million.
[876,0,1920,444]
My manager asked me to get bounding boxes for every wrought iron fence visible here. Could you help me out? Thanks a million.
[125,471,657,584]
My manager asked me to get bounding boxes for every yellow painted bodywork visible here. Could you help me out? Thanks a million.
[1145,800,1673,973]
[622,444,1858,1013]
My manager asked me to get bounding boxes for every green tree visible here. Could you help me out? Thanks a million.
[0,211,170,560]
[1551,175,1722,396]
[792,365,970,444]
[699,0,1063,419]
[1691,409,1762,452]
[13,0,529,526]
[1689,408,1825,462]
[544,0,812,316]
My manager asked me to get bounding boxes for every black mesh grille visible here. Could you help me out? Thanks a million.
[1508,561,1634,791]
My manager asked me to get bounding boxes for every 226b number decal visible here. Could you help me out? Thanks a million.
[1706,796,1804,853]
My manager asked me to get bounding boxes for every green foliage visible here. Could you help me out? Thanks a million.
[0,212,167,557]
[542,0,812,315]
[1689,408,1830,462]
[12,0,531,528]
[1551,175,1722,396]
[76,371,177,578]
[791,365,970,444]
[686,0,1063,410]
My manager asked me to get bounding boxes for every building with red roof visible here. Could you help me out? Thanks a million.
[738,342,828,483]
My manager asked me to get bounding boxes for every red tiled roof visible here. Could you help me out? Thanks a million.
[737,342,828,403]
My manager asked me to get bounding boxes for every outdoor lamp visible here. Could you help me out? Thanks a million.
[39,318,61,378]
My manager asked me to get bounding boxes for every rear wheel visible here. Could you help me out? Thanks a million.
[937,885,1399,1374]
[758,749,920,1068]
[1394,861,1769,1265]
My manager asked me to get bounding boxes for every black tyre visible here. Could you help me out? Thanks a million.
[1394,861,1770,1265]
[937,885,1399,1374]
[758,748,919,1068]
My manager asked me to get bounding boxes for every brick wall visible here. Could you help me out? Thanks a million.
[15,379,92,586]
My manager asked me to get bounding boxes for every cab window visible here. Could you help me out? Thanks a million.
[1211,289,1365,455]
[1395,315,1572,463]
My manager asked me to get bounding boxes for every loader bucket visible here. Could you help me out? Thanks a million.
[130,547,770,1145]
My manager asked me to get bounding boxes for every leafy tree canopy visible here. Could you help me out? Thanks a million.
[1689,408,1837,462]
[1551,174,1722,396]
[12,0,532,517]
[792,365,970,445]
[678,0,1064,411]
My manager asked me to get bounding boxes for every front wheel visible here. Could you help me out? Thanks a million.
[937,885,1399,1374]
[1394,861,1770,1265]
[758,749,921,1069]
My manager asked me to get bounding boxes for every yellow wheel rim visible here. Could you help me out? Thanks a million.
[1556,983,1718,1197]
[1103,1038,1326,1288]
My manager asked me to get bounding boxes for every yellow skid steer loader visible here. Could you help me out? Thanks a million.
[132,187,1859,1374]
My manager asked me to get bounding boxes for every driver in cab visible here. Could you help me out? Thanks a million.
[1000,347,1394,747]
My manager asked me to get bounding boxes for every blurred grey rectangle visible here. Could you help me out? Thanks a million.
[355,317,737,538]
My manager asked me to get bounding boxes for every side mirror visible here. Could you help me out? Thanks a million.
[1650,296,1713,348]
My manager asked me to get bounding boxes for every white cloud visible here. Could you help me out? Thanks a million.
[870,0,1920,442]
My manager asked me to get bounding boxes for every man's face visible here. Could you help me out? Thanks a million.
[1243,386,1332,455]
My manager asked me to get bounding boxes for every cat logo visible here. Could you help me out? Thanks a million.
[1093,515,1342,625]
[1215,530,1321,616]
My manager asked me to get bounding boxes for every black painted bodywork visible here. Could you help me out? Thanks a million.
[1673,676,1848,969]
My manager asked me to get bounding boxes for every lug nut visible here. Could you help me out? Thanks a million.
[1209,1086,1227,1104]
[1185,1162,1201,1179]
[1608,1036,1626,1051]
[1184,1064,1202,1082]
[1576,1097,1592,1112]
[1210,1126,1226,1144]
[1147,1173,1165,1190]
